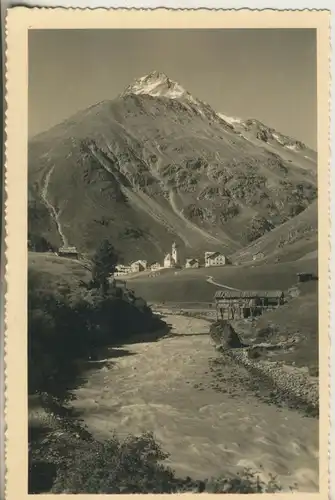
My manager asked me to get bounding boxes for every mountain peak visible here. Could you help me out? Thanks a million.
[121,71,187,99]
[145,70,170,80]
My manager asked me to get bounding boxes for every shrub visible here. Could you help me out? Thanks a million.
[28,233,56,252]
[28,274,91,398]
[28,267,165,400]
[30,426,283,494]
[51,432,178,494]
[204,470,282,493]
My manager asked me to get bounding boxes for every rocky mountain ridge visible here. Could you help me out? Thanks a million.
[28,71,317,263]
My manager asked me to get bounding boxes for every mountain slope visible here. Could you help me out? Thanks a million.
[231,200,318,264]
[218,113,317,163]
[28,71,317,263]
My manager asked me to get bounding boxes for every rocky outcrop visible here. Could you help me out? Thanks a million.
[209,320,245,348]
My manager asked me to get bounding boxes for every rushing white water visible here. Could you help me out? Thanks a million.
[71,313,318,492]
[41,165,68,247]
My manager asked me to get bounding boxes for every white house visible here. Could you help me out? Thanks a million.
[205,251,227,267]
[114,264,132,276]
[150,262,161,271]
[185,258,200,269]
[164,242,178,268]
[130,260,147,273]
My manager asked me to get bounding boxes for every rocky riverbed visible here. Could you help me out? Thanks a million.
[225,349,318,416]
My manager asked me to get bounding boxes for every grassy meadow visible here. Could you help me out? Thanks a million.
[129,258,318,304]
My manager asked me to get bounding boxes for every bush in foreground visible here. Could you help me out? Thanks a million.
[28,267,165,400]
[30,427,283,494]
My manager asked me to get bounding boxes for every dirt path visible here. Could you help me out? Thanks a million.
[71,313,318,492]
[206,275,241,291]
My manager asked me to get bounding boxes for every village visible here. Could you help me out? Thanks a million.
[54,243,268,271]
[113,242,229,277]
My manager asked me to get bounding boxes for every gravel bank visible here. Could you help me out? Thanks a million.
[156,307,319,417]
[219,347,319,417]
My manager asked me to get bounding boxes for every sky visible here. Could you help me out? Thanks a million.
[29,28,317,149]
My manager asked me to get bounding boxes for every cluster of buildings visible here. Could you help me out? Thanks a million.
[54,243,229,276]
[114,242,228,277]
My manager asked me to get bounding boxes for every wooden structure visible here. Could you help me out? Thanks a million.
[58,246,79,259]
[296,272,315,283]
[214,290,284,320]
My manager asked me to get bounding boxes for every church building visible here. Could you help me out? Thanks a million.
[164,242,178,268]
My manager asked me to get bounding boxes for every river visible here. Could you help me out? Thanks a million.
[71,313,318,492]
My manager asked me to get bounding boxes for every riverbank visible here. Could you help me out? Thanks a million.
[224,348,318,417]
[69,312,318,492]
[155,307,319,418]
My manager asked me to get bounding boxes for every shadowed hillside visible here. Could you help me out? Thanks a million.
[253,280,318,372]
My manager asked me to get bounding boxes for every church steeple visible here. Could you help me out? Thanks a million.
[172,241,178,264]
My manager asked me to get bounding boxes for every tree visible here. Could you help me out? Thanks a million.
[28,232,56,252]
[91,239,118,291]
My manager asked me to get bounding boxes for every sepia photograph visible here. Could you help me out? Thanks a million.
[4,9,330,498]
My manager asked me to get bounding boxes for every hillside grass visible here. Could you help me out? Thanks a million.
[253,281,318,372]
[231,201,317,265]
[28,252,91,289]
[130,258,318,303]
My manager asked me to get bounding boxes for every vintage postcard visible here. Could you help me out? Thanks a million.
[5,7,330,499]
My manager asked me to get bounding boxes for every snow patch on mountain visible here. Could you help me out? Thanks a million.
[121,71,236,128]
[115,72,314,169]
[121,71,310,156]
[272,133,284,144]
[122,71,188,100]
[217,113,243,125]
[228,118,308,152]
[285,144,300,152]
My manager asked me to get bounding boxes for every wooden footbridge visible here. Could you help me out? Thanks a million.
[214,290,285,320]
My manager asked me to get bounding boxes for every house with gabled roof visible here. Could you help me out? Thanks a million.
[130,260,147,273]
[205,251,226,267]
[185,258,200,269]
